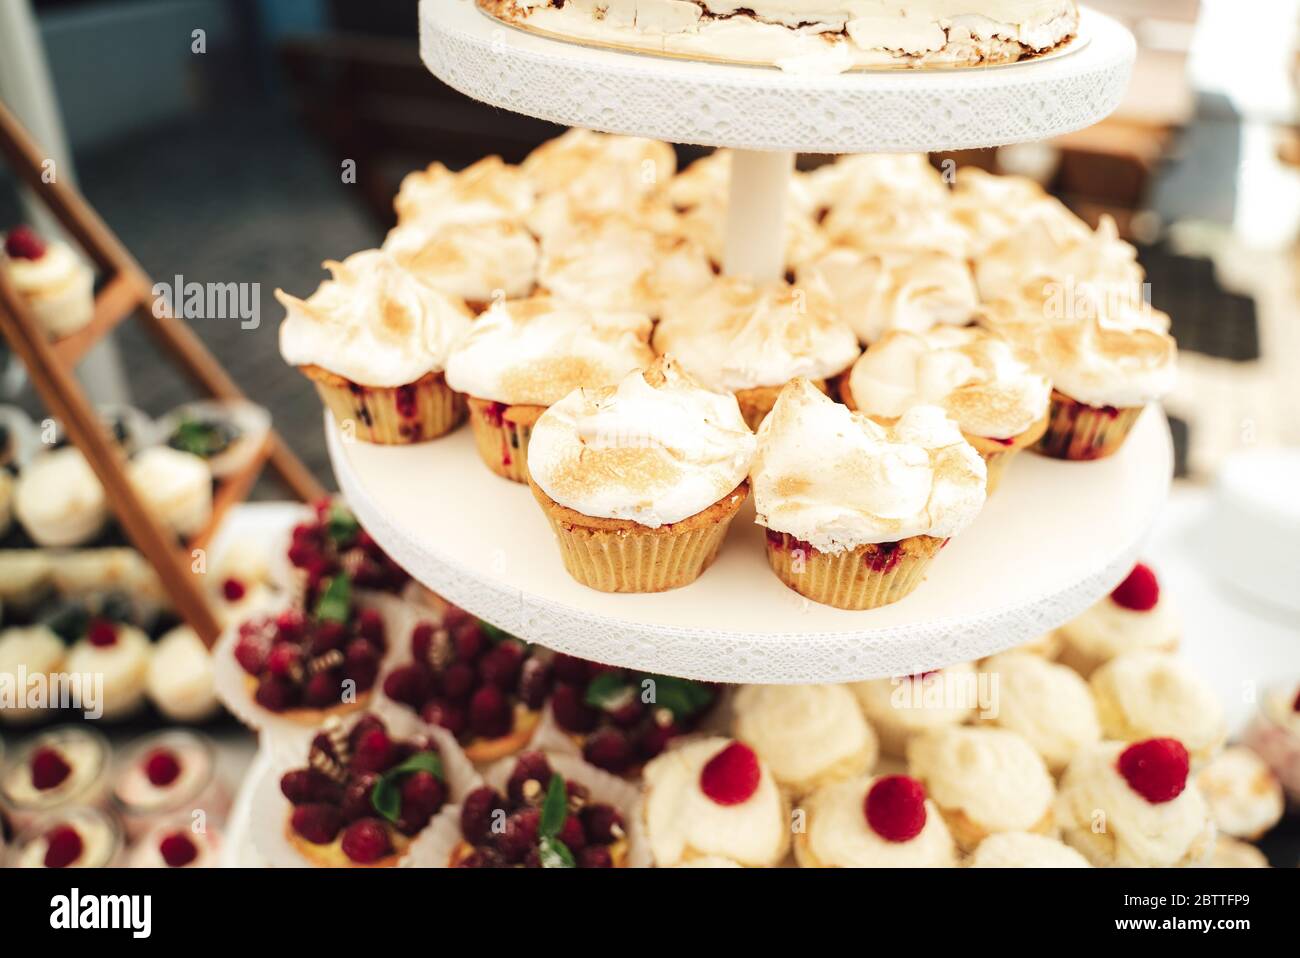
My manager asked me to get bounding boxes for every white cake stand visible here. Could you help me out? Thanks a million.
[325,1,1157,683]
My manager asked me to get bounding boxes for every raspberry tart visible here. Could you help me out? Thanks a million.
[380,607,547,763]
[540,654,720,776]
[1056,738,1214,867]
[287,499,410,606]
[641,737,790,867]
[794,774,957,868]
[1056,562,1179,677]
[275,714,462,867]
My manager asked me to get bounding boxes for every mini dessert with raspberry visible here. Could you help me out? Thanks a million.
[753,380,985,610]
[1056,562,1179,677]
[445,295,654,483]
[851,663,979,757]
[1204,835,1270,869]
[13,447,108,547]
[1056,738,1214,867]
[278,714,452,867]
[228,573,387,726]
[542,654,719,776]
[653,277,860,430]
[795,774,956,868]
[129,819,223,868]
[0,624,66,724]
[381,608,547,763]
[63,617,152,720]
[641,738,790,867]
[146,625,221,722]
[1239,682,1300,805]
[1196,746,1285,842]
[277,249,473,444]
[732,684,877,796]
[843,325,1052,492]
[2,225,95,339]
[448,752,633,868]
[967,831,1091,868]
[1,727,111,832]
[978,651,1101,774]
[286,499,409,606]
[907,726,1055,852]
[527,358,755,593]
[111,731,229,841]
[1089,652,1227,765]
[11,807,122,868]
[159,399,272,481]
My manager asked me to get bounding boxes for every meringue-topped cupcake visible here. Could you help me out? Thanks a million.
[641,738,790,867]
[1196,746,1284,842]
[732,684,878,796]
[1089,652,1227,765]
[277,249,473,444]
[806,154,950,224]
[978,651,1101,773]
[445,295,654,483]
[1056,738,1214,867]
[383,219,539,311]
[795,774,957,868]
[654,276,860,431]
[14,447,108,547]
[2,226,95,339]
[967,831,1091,868]
[752,379,985,610]
[907,726,1056,852]
[392,155,534,231]
[851,662,979,757]
[948,168,1082,257]
[1056,562,1179,677]
[527,357,755,593]
[844,325,1051,492]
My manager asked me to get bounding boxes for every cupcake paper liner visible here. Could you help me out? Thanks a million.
[1034,390,1143,461]
[247,711,481,868]
[763,531,945,610]
[402,750,650,868]
[301,365,465,444]
[530,480,748,593]
[465,397,545,483]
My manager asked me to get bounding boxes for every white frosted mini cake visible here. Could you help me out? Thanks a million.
[479,0,1079,74]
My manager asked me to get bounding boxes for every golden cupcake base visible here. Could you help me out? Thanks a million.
[1034,389,1143,461]
[764,531,945,611]
[735,378,828,432]
[301,364,465,444]
[465,397,546,483]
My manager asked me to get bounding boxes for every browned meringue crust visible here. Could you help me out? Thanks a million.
[735,378,829,432]
[394,155,531,225]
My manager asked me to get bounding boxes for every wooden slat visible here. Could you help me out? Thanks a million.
[187,430,275,553]
[51,271,144,367]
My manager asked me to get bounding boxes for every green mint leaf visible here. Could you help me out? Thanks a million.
[478,620,515,644]
[369,751,444,824]
[538,773,568,838]
[326,502,360,547]
[585,671,635,710]
[646,674,715,720]
[538,835,575,869]
[314,573,352,623]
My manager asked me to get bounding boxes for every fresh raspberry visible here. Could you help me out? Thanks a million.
[441,662,476,703]
[461,786,505,845]
[341,773,380,821]
[265,642,302,678]
[558,815,586,852]
[410,622,437,661]
[864,775,928,842]
[566,780,590,805]
[310,620,348,654]
[550,683,598,733]
[341,818,392,864]
[453,620,487,661]
[86,619,118,647]
[382,663,433,709]
[290,803,344,844]
[342,639,380,689]
[144,749,182,787]
[400,770,447,820]
[552,654,592,684]
[469,685,512,739]
[496,807,540,863]
[42,825,83,868]
[457,847,505,868]
[577,845,614,868]
[517,657,553,710]
[506,752,552,804]
[303,671,342,708]
[635,719,681,761]
[280,768,341,806]
[221,578,247,602]
[159,832,198,867]
[581,804,625,845]
[4,226,46,260]
[233,632,268,675]
[30,747,72,791]
[356,608,385,646]
[1292,688,1300,713]
[479,642,524,691]
[347,714,386,751]
[274,608,306,643]
[583,727,633,774]
[352,728,394,774]
[1110,562,1160,612]
[608,699,645,728]
[254,675,299,712]
[420,699,466,738]
[1118,738,1189,804]
[699,741,761,806]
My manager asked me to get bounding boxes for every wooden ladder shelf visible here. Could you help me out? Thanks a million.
[0,99,325,647]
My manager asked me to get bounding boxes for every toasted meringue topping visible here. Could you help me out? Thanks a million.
[383,219,539,304]
[277,249,473,387]
[445,295,654,406]
[537,212,714,316]
[654,277,860,393]
[806,154,950,217]
[949,167,1080,255]
[393,156,533,229]
[847,325,1051,440]
[528,357,755,527]
[752,379,986,552]
[797,247,978,344]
